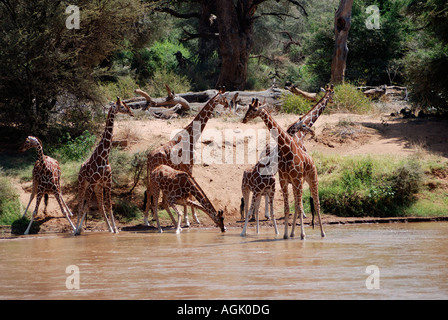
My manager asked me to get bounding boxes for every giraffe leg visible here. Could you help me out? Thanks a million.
[309,180,325,238]
[24,193,42,235]
[151,188,163,233]
[183,204,190,228]
[54,192,76,232]
[240,194,254,237]
[264,194,270,220]
[164,200,177,226]
[269,190,279,235]
[75,182,89,235]
[104,179,118,233]
[143,189,151,226]
[253,194,262,234]
[171,205,183,234]
[22,180,37,218]
[279,177,290,239]
[191,204,200,224]
[93,185,113,233]
[290,182,305,240]
[60,193,73,217]
[242,187,250,221]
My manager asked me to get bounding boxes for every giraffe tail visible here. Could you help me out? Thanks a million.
[240,197,245,220]
[309,197,315,229]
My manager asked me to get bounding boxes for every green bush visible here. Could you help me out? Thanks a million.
[319,158,423,217]
[113,199,142,223]
[50,131,97,163]
[0,171,22,225]
[331,83,375,114]
[131,40,191,82]
[147,69,191,98]
[281,93,315,114]
[98,76,140,102]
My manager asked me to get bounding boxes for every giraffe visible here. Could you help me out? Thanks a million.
[240,144,278,236]
[20,136,75,235]
[143,88,228,228]
[149,165,225,234]
[242,98,325,240]
[74,97,134,235]
[287,84,334,145]
[240,100,316,225]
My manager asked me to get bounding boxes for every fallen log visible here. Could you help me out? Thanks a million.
[128,85,191,112]
[223,86,289,107]
[285,84,318,101]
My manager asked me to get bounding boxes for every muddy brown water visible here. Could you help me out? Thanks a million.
[1,222,447,300]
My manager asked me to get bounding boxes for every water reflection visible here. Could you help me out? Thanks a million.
[1,222,447,299]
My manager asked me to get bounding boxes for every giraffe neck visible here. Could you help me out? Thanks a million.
[173,94,220,164]
[305,93,331,127]
[287,91,331,136]
[183,97,219,140]
[35,142,45,163]
[259,108,296,155]
[188,175,220,224]
[93,107,117,162]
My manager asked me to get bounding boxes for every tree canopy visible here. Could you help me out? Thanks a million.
[1,0,447,139]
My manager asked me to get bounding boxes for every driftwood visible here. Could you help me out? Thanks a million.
[122,85,289,118]
[223,86,288,107]
[357,85,408,100]
[126,85,191,112]
[285,85,320,101]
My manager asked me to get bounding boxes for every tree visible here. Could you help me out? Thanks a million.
[331,0,354,84]
[403,0,448,111]
[0,0,144,137]
[150,0,307,90]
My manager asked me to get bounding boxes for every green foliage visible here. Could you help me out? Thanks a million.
[113,199,142,223]
[331,83,374,114]
[319,157,423,217]
[0,171,21,225]
[98,76,140,102]
[281,94,315,114]
[49,131,97,163]
[0,0,144,136]
[148,69,192,98]
[131,40,192,83]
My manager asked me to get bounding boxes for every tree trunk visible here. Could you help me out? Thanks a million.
[215,0,256,91]
[331,0,354,84]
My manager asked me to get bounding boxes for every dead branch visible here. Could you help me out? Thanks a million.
[285,85,318,101]
[133,86,190,112]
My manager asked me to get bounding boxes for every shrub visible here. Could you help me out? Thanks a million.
[98,76,140,102]
[147,69,191,98]
[281,93,315,114]
[331,83,374,114]
[131,40,191,82]
[0,170,21,225]
[113,199,142,223]
[319,158,423,217]
[50,131,97,163]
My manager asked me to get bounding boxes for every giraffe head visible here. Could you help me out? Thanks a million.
[20,136,42,152]
[216,209,226,232]
[286,121,315,137]
[242,98,262,123]
[325,84,335,103]
[215,86,230,110]
[113,96,134,117]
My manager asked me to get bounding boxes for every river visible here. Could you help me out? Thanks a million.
[1,222,447,299]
